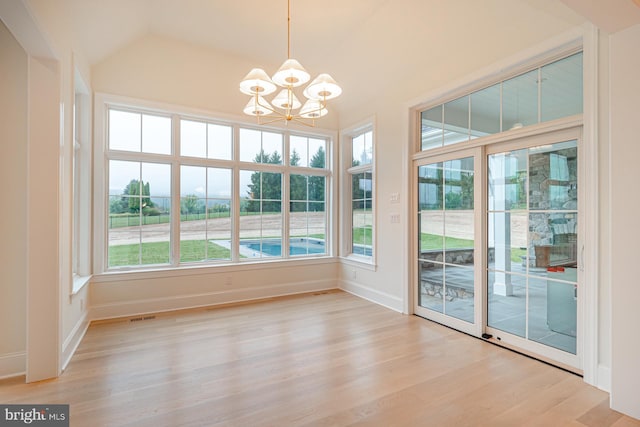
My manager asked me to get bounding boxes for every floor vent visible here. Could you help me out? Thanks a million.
[130,315,156,322]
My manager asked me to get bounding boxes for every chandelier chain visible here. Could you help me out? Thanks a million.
[287,0,291,59]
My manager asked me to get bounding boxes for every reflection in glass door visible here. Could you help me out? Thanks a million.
[417,155,477,331]
[487,140,578,356]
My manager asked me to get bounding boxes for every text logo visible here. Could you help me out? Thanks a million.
[1,405,69,426]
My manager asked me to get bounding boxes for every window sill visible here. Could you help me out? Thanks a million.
[72,275,92,295]
[93,256,338,283]
[339,255,377,271]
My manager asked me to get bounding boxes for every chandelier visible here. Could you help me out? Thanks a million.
[239,0,342,127]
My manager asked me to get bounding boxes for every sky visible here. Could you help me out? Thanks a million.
[108,110,327,200]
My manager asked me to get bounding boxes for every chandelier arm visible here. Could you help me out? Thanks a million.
[304,100,327,116]
[253,94,280,116]
[258,115,296,126]
[289,116,317,127]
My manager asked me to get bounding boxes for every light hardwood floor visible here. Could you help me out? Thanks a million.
[1,290,638,426]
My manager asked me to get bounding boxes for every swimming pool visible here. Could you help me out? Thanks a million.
[241,238,326,257]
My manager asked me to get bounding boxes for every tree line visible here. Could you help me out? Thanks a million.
[109,146,326,216]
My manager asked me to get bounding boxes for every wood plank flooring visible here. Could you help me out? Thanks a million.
[1,290,638,426]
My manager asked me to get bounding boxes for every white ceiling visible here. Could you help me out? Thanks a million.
[560,0,640,34]
[55,0,640,67]
[24,0,640,120]
[61,0,391,66]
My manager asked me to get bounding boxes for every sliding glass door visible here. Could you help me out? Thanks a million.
[414,130,582,371]
[415,148,482,336]
[486,136,580,368]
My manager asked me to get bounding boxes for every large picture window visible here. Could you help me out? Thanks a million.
[101,102,332,271]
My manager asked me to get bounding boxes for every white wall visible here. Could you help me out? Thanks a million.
[92,34,339,130]
[1,0,93,379]
[609,23,640,420]
[26,55,61,382]
[91,262,337,320]
[0,18,28,379]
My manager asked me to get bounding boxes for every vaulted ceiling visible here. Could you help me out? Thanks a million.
[24,0,640,121]
[38,0,640,67]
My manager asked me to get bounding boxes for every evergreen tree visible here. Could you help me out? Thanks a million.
[121,179,153,213]
[181,194,201,214]
[246,150,282,213]
[308,147,326,211]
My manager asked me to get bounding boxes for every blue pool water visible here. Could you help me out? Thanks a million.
[240,238,373,257]
[243,238,326,257]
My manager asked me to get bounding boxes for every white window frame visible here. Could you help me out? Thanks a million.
[93,94,335,274]
[340,118,376,266]
[71,68,92,293]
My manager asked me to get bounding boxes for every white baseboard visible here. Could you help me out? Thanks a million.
[90,279,337,321]
[597,364,611,393]
[61,311,90,372]
[0,352,25,380]
[340,279,403,313]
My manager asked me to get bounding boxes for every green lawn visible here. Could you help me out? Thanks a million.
[108,231,525,266]
[352,226,372,245]
[421,233,525,262]
[108,240,231,267]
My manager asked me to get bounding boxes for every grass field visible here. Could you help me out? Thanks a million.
[108,240,231,267]
[107,230,524,267]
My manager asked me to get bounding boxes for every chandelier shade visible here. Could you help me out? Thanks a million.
[300,99,328,118]
[238,0,341,126]
[272,89,302,110]
[271,59,310,88]
[303,73,342,101]
[243,96,273,116]
[239,68,277,96]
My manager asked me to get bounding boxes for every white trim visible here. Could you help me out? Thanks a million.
[580,22,601,389]
[0,0,57,59]
[339,117,377,264]
[71,63,93,290]
[412,116,583,161]
[340,280,403,313]
[339,255,377,271]
[0,352,26,380]
[597,364,611,393]
[71,274,91,294]
[96,92,337,137]
[61,311,89,372]
[90,279,337,321]
[91,256,337,283]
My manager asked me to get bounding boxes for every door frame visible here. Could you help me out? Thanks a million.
[410,124,587,373]
[413,147,485,337]
[484,127,583,372]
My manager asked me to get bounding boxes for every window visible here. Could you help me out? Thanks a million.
[342,126,374,261]
[99,99,332,271]
[420,52,583,151]
[72,70,91,291]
